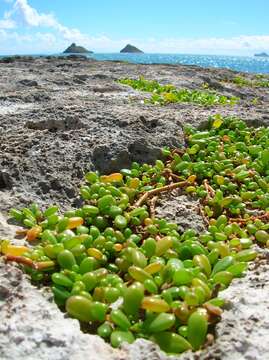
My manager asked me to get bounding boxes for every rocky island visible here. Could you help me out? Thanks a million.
[254,52,269,57]
[63,43,93,54]
[120,44,144,53]
[0,56,269,360]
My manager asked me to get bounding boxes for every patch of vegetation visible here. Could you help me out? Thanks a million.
[251,97,260,105]
[255,79,269,88]
[119,77,239,107]
[232,76,253,87]
[228,75,269,88]
[1,116,269,355]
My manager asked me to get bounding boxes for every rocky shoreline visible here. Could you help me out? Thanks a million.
[0,56,269,360]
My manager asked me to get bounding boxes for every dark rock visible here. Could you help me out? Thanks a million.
[38,181,50,194]
[128,139,161,163]
[0,57,16,63]
[120,44,144,53]
[91,74,110,80]
[18,79,38,87]
[0,56,34,63]
[74,74,89,82]
[92,145,130,174]
[25,117,85,131]
[0,285,10,300]
[0,170,13,189]
[66,54,89,60]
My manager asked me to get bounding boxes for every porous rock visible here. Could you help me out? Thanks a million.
[155,191,206,233]
[0,261,120,360]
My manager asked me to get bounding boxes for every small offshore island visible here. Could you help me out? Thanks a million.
[63,43,93,54]
[120,44,144,53]
[254,52,269,57]
[62,42,144,54]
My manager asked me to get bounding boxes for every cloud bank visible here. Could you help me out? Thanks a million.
[0,0,269,55]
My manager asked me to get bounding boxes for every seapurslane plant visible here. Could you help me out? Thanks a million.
[1,115,269,355]
[118,77,239,106]
[226,75,269,88]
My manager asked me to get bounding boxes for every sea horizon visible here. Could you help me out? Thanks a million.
[1,52,269,74]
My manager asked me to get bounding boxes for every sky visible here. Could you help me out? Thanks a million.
[0,0,269,55]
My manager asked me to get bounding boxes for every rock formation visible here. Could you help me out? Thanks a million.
[120,44,144,53]
[63,43,93,54]
[254,52,269,57]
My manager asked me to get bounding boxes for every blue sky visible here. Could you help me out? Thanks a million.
[0,0,269,55]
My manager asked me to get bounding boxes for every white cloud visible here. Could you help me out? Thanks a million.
[13,0,58,27]
[156,35,269,54]
[4,0,99,46]
[0,0,269,55]
[0,29,8,40]
[1,0,130,51]
[127,35,269,55]
[0,8,16,29]
[36,32,56,47]
[0,18,16,29]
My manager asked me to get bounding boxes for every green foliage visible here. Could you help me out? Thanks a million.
[4,115,269,354]
[255,79,269,88]
[251,97,260,105]
[119,77,239,107]
[232,76,252,87]
[230,75,269,88]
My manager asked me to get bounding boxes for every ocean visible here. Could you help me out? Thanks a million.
[89,53,269,74]
[1,53,269,74]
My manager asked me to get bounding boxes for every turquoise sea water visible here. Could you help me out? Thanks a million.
[89,53,269,74]
[1,53,269,74]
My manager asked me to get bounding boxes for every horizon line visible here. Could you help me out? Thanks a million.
[0,51,267,58]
